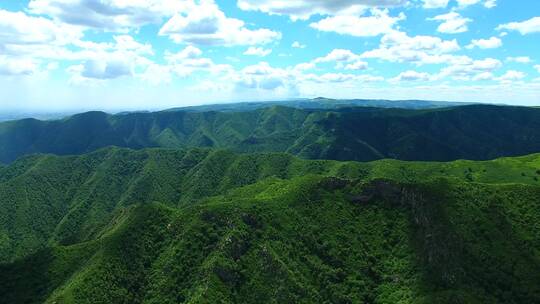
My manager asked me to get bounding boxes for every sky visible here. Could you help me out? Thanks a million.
[0,0,539,112]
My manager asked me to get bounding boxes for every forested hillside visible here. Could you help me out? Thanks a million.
[1,148,539,303]
[1,105,539,164]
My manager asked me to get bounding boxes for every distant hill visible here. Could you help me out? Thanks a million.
[1,147,539,303]
[165,98,476,112]
[0,104,538,164]
[0,111,75,123]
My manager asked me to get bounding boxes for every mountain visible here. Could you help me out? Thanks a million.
[0,98,472,123]
[1,104,539,164]
[0,111,75,123]
[0,147,539,303]
[165,98,476,112]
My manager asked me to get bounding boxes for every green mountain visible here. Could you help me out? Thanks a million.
[1,104,539,164]
[1,147,539,303]
[165,97,475,112]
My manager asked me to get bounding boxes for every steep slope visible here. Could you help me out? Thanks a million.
[1,147,540,261]
[1,105,540,164]
[1,170,539,303]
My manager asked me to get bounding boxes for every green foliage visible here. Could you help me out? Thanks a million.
[1,148,540,303]
[2,105,540,164]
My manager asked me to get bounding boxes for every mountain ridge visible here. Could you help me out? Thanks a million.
[1,104,539,164]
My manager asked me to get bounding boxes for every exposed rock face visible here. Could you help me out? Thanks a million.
[318,177,350,191]
[350,180,403,204]
[349,179,462,285]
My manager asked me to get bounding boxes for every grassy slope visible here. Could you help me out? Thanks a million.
[0,148,540,303]
[1,105,540,164]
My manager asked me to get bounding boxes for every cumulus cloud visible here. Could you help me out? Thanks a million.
[244,47,272,57]
[0,9,82,58]
[0,56,38,76]
[497,17,540,35]
[237,0,408,21]
[466,37,502,49]
[472,72,494,81]
[28,0,183,31]
[313,49,368,70]
[484,0,497,8]
[534,65,540,73]
[305,73,383,84]
[361,31,461,64]
[439,58,502,79]
[159,1,280,46]
[506,57,531,64]
[344,61,369,70]
[428,12,472,34]
[315,49,360,63]
[496,70,526,83]
[231,62,293,92]
[422,0,450,9]
[165,45,202,61]
[66,35,157,84]
[80,59,132,79]
[456,0,481,8]
[163,45,232,78]
[292,41,306,49]
[456,0,496,8]
[310,9,405,37]
[391,70,433,82]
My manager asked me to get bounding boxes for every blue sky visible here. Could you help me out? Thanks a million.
[0,0,539,111]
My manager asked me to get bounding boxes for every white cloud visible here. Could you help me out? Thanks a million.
[244,47,272,57]
[237,0,408,21]
[506,57,532,64]
[28,0,183,31]
[165,45,203,62]
[138,64,172,86]
[163,46,232,78]
[484,0,497,8]
[440,58,502,79]
[305,73,383,84]
[294,62,316,71]
[344,61,369,70]
[292,41,306,49]
[422,0,450,9]
[535,65,540,73]
[497,17,540,35]
[0,9,82,60]
[456,0,496,8]
[472,72,494,81]
[429,12,472,34]
[232,62,296,92]
[80,58,132,80]
[361,31,461,64]
[0,56,38,76]
[0,9,81,46]
[315,49,360,63]
[456,0,482,8]
[159,1,281,46]
[314,49,368,70]
[496,70,526,83]
[65,35,157,83]
[391,70,432,82]
[466,37,502,49]
[310,9,405,37]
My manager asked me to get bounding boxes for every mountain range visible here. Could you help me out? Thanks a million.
[1,100,539,304]
[1,103,538,165]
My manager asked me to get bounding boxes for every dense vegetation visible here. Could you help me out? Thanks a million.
[1,147,540,303]
[1,104,540,164]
